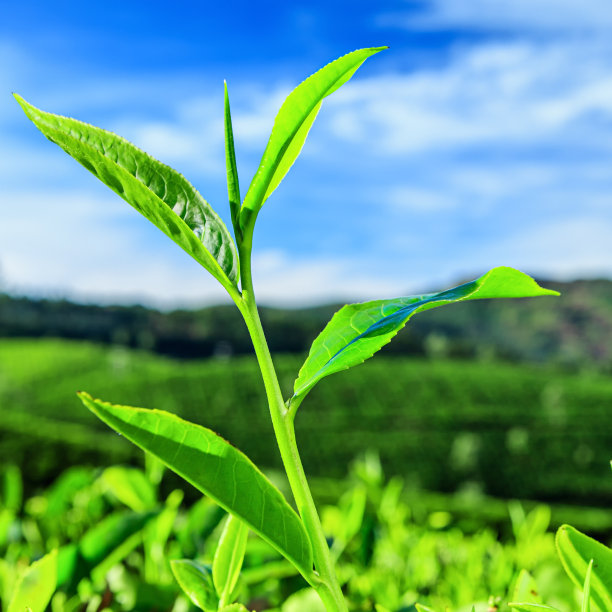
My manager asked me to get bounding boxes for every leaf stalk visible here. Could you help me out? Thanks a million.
[234,238,347,612]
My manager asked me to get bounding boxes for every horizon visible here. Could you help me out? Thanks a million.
[1,273,606,312]
[2,1,611,308]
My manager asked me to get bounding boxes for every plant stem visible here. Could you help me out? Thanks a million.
[234,235,347,612]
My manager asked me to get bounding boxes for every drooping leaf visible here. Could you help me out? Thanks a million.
[171,559,218,611]
[14,95,239,289]
[240,47,386,231]
[7,549,57,612]
[213,514,249,605]
[556,524,612,612]
[78,392,314,580]
[224,82,241,240]
[293,267,558,402]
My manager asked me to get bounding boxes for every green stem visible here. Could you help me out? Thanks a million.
[233,232,347,612]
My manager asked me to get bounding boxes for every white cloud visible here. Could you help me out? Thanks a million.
[0,189,228,307]
[386,187,457,213]
[380,0,612,32]
[251,249,400,306]
[486,216,612,280]
[0,190,402,308]
[323,40,612,156]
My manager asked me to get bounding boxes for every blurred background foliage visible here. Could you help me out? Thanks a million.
[1,277,611,506]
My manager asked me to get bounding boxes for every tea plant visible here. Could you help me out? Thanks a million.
[16,47,560,611]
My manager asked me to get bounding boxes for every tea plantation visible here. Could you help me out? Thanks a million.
[2,338,611,507]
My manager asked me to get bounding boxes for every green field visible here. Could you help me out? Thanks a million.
[2,338,611,505]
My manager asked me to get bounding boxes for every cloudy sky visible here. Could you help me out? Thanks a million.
[2,1,612,307]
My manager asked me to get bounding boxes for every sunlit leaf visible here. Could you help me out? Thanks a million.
[7,549,57,612]
[213,514,249,605]
[171,559,218,611]
[556,524,612,612]
[508,604,560,611]
[224,82,241,240]
[512,569,542,604]
[79,392,314,580]
[101,466,156,512]
[240,47,386,231]
[293,267,559,402]
[14,95,239,289]
[583,559,594,612]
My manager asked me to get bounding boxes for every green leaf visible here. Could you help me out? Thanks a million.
[219,605,250,612]
[7,549,57,612]
[508,605,560,611]
[213,514,249,606]
[79,509,159,565]
[56,510,159,589]
[281,588,325,612]
[293,267,558,402]
[512,569,542,604]
[224,82,241,240]
[101,466,156,512]
[414,604,438,612]
[583,559,594,612]
[556,524,612,612]
[1,465,22,513]
[78,392,314,580]
[240,47,386,231]
[14,95,239,289]
[170,560,218,612]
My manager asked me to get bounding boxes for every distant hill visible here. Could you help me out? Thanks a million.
[1,278,611,368]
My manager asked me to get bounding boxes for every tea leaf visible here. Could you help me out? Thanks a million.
[240,47,385,230]
[213,514,249,605]
[508,605,561,611]
[293,267,558,401]
[14,95,239,289]
[583,559,594,612]
[512,569,542,604]
[101,466,156,512]
[170,559,218,611]
[79,509,160,565]
[224,82,241,240]
[79,393,314,580]
[7,549,57,612]
[556,524,612,612]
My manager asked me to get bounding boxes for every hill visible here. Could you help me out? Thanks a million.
[1,278,612,368]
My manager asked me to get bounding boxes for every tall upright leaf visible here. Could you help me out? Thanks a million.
[213,514,249,606]
[78,393,314,581]
[224,82,241,241]
[240,47,386,231]
[293,267,558,402]
[15,95,239,289]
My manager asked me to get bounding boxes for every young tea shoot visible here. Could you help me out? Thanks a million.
[16,47,559,611]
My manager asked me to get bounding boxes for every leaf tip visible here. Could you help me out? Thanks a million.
[12,92,28,110]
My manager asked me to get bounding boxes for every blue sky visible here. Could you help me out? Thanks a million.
[2,0,612,307]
